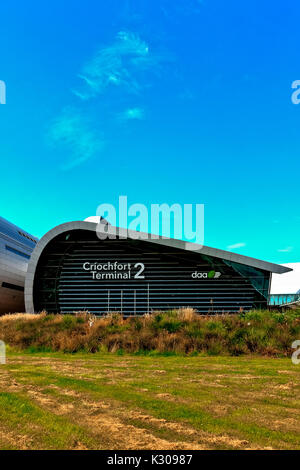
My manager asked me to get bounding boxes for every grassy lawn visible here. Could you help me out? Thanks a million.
[0,351,299,450]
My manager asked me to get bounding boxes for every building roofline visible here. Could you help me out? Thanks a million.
[0,216,39,242]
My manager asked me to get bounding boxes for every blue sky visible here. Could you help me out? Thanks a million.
[0,0,299,263]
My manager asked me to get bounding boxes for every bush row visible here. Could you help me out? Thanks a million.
[0,308,300,356]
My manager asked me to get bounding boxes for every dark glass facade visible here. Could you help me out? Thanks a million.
[33,229,270,315]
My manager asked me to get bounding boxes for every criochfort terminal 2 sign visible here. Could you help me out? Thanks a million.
[83,261,221,281]
[83,261,145,280]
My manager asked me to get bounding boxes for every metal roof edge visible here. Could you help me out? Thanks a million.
[84,222,292,275]
[31,221,292,275]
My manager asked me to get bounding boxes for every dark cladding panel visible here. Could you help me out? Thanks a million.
[33,230,270,315]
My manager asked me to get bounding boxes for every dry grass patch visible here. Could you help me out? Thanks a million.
[0,351,299,449]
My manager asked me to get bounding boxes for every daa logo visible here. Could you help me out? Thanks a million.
[192,270,221,279]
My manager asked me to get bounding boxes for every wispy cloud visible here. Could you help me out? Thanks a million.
[277,246,293,253]
[48,108,104,170]
[73,31,156,100]
[117,107,145,121]
[48,30,162,169]
[227,242,246,251]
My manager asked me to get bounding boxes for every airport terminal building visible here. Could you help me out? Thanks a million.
[23,220,291,315]
[0,216,38,314]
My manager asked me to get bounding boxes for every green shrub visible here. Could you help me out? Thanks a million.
[184,324,204,339]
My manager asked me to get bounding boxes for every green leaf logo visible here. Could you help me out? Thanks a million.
[208,270,215,279]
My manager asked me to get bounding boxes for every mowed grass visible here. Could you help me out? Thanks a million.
[0,351,299,450]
